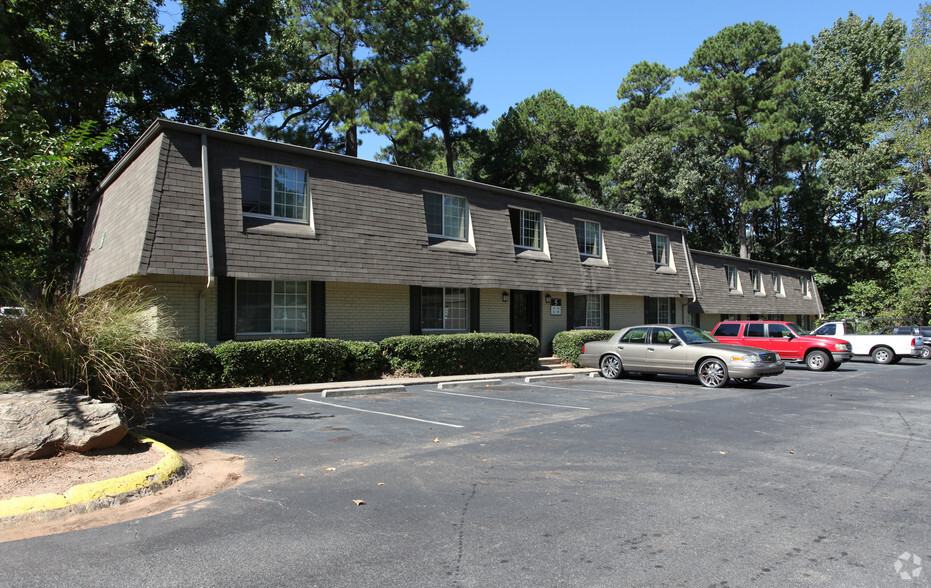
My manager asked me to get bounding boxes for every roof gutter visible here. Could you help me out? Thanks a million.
[682,232,697,302]
[201,133,216,289]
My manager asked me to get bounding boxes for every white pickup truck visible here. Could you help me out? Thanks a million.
[811,321,924,364]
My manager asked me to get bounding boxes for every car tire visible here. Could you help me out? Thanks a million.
[805,350,831,371]
[600,354,623,379]
[920,345,931,360]
[697,358,728,388]
[871,346,894,364]
[733,377,760,386]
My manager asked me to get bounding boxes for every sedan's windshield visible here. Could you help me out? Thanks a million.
[672,326,717,344]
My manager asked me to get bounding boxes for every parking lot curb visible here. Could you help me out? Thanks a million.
[321,384,406,398]
[437,379,503,389]
[524,374,579,383]
[0,432,186,520]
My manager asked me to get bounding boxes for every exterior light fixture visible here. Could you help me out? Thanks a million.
[502,291,509,302]
[545,293,552,304]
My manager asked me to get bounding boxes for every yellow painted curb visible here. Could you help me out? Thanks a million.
[0,432,185,519]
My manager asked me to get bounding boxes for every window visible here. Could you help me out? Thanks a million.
[726,266,739,291]
[241,161,309,222]
[509,208,542,250]
[621,327,648,344]
[572,294,602,329]
[768,323,792,338]
[422,287,468,331]
[713,323,740,337]
[746,323,765,337]
[236,280,308,334]
[575,220,601,257]
[424,193,468,240]
[801,277,811,298]
[645,297,673,324]
[650,234,670,267]
[772,272,783,296]
[751,269,763,294]
[651,328,676,345]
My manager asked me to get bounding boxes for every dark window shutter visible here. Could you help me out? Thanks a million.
[644,296,654,323]
[311,281,326,338]
[410,286,422,335]
[217,277,235,341]
[470,288,480,332]
[566,292,574,331]
[602,294,610,330]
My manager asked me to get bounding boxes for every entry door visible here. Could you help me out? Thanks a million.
[510,290,541,342]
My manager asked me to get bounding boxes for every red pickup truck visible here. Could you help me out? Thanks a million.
[710,320,853,371]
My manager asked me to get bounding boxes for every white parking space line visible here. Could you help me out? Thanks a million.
[298,397,464,428]
[427,389,591,410]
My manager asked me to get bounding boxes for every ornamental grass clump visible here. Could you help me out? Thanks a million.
[0,286,178,423]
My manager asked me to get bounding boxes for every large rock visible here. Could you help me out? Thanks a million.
[0,389,128,460]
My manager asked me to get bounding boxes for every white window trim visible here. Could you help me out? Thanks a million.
[751,269,765,296]
[424,191,472,243]
[235,279,310,336]
[422,287,469,333]
[772,272,785,297]
[510,206,550,257]
[726,265,742,294]
[650,233,676,274]
[241,158,314,227]
[801,277,812,299]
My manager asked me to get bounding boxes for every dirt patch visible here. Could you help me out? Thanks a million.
[0,433,247,543]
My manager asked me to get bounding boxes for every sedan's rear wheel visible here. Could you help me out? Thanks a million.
[805,350,831,371]
[600,355,623,379]
[697,358,728,388]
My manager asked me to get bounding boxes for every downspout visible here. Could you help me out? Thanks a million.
[681,232,698,323]
[199,134,216,343]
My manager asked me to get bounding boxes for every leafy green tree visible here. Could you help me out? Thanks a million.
[254,0,485,158]
[0,61,112,291]
[601,62,687,221]
[799,12,907,307]
[471,90,607,202]
[680,22,809,259]
[164,0,283,133]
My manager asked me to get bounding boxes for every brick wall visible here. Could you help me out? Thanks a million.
[325,282,409,341]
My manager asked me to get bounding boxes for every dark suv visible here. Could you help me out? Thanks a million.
[711,320,853,371]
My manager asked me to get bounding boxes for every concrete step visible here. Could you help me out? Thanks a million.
[537,357,566,370]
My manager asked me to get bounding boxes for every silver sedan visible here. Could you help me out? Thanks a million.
[577,324,785,388]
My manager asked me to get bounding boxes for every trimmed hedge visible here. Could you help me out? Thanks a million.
[380,333,539,376]
[552,330,615,367]
[172,342,224,390]
[344,340,390,379]
[213,338,349,387]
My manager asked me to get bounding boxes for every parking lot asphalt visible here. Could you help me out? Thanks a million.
[1,359,929,586]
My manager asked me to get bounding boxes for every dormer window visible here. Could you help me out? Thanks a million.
[424,192,468,241]
[241,161,310,223]
[575,220,601,257]
[510,207,543,250]
[651,234,669,267]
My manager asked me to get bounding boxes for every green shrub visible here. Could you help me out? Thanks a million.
[344,340,389,379]
[0,286,178,423]
[172,342,224,390]
[214,338,349,387]
[380,333,539,376]
[552,329,615,367]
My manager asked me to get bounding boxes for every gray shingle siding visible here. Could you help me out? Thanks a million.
[688,250,822,316]
[76,120,823,321]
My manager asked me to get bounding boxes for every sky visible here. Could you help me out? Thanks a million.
[159,0,924,160]
[354,0,923,160]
